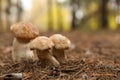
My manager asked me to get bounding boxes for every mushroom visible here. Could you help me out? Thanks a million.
[50,34,71,64]
[29,36,60,67]
[10,22,39,62]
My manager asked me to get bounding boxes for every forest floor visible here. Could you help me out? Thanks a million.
[0,30,120,80]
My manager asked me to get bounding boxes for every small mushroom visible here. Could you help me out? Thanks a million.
[29,36,60,67]
[10,22,39,62]
[50,34,71,64]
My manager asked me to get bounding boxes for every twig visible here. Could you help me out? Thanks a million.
[71,65,87,79]
[40,74,48,80]
[91,73,117,77]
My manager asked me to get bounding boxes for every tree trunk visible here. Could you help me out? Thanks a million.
[16,0,22,22]
[0,0,2,27]
[101,0,108,28]
[72,10,76,29]
[48,0,52,31]
[71,0,77,29]
[6,0,11,29]
[71,0,80,29]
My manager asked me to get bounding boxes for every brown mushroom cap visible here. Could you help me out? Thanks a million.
[30,36,54,50]
[10,22,39,40]
[50,34,71,49]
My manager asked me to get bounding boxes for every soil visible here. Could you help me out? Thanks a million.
[0,30,120,80]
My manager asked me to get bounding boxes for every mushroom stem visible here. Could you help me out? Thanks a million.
[36,49,60,67]
[12,38,36,62]
[53,47,67,64]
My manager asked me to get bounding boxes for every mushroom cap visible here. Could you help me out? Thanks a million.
[10,22,39,40]
[30,36,54,50]
[50,34,71,49]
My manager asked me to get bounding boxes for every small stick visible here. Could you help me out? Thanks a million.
[91,73,117,77]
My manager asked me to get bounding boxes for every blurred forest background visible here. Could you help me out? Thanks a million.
[0,0,120,32]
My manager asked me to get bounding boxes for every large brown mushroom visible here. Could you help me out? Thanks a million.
[10,22,39,62]
[50,34,71,64]
[29,36,60,67]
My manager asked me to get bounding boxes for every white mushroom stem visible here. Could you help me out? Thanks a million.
[12,38,37,62]
[36,49,60,67]
[52,47,67,64]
